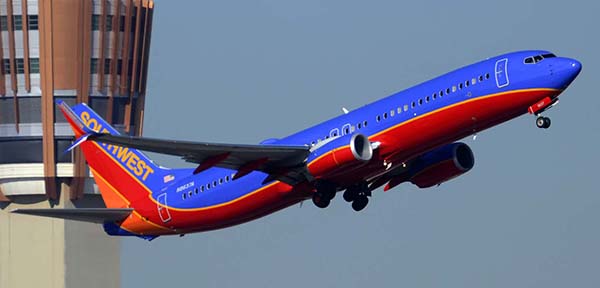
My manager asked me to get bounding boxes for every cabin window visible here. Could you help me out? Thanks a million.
[472,78,476,85]
[390,110,394,117]
[376,115,381,122]
[363,121,368,127]
[478,75,483,82]
[403,104,408,111]
[383,112,388,119]
[465,80,469,87]
[200,185,204,192]
[446,88,450,94]
[397,107,402,114]
[182,193,186,200]
[418,99,423,105]
[485,73,490,79]
[225,176,230,182]
[433,93,437,100]
[207,183,211,190]
[188,191,193,197]
[459,83,463,89]
[344,127,350,134]
[411,102,415,108]
[219,178,223,184]
[194,188,199,194]
[439,90,444,97]
[357,122,362,129]
[426,96,430,102]
[213,181,217,187]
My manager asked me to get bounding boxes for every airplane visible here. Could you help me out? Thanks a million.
[13,50,581,240]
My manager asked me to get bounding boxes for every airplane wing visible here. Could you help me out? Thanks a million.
[11,208,134,224]
[86,133,312,185]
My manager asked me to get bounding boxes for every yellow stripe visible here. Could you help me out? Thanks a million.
[307,88,559,167]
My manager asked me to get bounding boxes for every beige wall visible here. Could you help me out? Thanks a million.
[0,185,120,288]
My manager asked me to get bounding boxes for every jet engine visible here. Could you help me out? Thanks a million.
[408,142,474,188]
[308,133,373,177]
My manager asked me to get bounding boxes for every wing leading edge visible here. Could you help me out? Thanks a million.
[85,133,312,185]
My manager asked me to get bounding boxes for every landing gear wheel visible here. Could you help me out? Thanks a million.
[343,189,356,202]
[312,194,330,208]
[351,196,369,212]
[536,116,551,129]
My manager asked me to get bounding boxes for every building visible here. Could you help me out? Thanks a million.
[0,0,154,287]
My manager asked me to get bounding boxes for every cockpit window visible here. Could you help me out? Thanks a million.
[524,53,555,64]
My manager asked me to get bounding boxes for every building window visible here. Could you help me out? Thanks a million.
[29,58,40,73]
[119,15,126,32]
[90,58,99,74]
[106,15,113,31]
[92,15,100,31]
[27,15,38,30]
[104,58,111,74]
[13,15,22,30]
[0,16,7,31]
[16,59,24,74]
[117,59,123,75]
[2,59,10,74]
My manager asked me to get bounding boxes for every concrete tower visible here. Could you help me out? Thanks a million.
[0,0,154,287]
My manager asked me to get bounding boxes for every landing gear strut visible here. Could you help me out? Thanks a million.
[536,116,551,129]
[343,182,371,212]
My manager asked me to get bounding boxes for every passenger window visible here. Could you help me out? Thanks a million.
[418,99,423,105]
[472,78,476,85]
[194,188,198,194]
[452,86,457,92]
[478,75,483,82]
[200,185,204,192]
[397,107,402,114]
[390,110,394,117]
[363,121,368,127]
[485,73,490,79]
[446,88,450,94]
[376,115,381,122]
[404,104,408,111]
[459,83,463,89]
[219,178,223,184]
[213,181,217,187]
[188,191,193,197]
[411,102,415,108]
[433,93,437,99]
[440,90,444,97]
[207,183,211,190]
[464,80,469,87]
[383,112,388,119]
[357,122,362,129]
[426,96,430,102]
[182,193,186,199]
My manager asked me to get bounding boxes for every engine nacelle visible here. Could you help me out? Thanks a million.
[308,133,373,178]
[409,142,474,188]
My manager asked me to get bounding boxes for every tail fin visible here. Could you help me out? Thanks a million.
[57,100,167,208]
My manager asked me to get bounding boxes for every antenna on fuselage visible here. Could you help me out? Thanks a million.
[341,107,349,114]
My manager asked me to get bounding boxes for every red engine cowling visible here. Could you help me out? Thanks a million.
[308,133,373,178]
[409,142,474,188]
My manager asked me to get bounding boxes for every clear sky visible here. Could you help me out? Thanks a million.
[122,1,599,287]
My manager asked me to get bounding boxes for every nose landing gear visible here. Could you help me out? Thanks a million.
[536,116,551,129]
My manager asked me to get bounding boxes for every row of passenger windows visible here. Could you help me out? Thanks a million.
[375,73,491,123]
[0,15,38,31]
[309,120,369,146]
[181,173,236,200]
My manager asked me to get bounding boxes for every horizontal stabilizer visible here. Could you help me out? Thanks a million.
[11,208,134,224]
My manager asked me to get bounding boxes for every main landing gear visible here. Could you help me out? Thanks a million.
[312,181,336,209]
[343,182,371,212]
[536,116,551,129]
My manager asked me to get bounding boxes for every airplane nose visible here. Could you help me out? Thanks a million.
[553,57,582,89]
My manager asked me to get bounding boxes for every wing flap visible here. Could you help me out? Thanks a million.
[11,208,134,224]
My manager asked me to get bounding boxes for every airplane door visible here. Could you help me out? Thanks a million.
[495,58,509,88]
[157,193,172,223]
